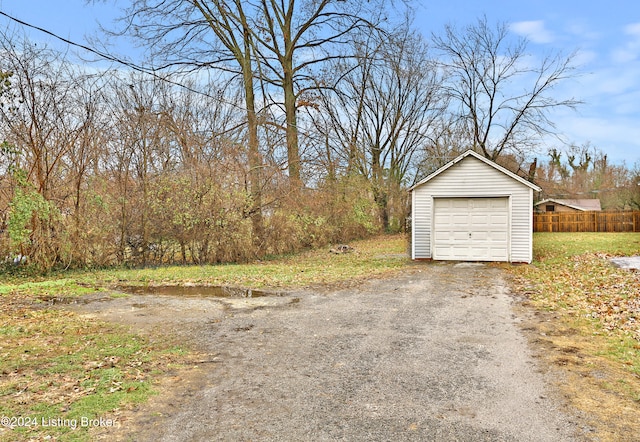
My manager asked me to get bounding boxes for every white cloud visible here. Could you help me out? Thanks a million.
[572,49,598,66]
[611,48,636,63]
[566,20,600,41]
[611,22,640,63]
[624,22,640,37]
[510,20,555,44]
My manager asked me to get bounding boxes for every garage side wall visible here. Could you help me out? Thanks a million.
[412,156,534,263]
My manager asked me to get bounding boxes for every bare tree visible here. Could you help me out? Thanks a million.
[433,16,581,161]
[313,27,443,230]
[247,0,383,185]
[0,31,106,269]
[108,0,266,244]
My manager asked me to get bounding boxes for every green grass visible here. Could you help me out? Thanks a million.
[91,235,410,288]
[0,279,102,297]
[0,305,193,442]
[513,232,640,341]
[532,232,640,263]
[515,233,640,321]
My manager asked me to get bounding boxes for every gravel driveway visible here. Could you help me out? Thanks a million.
[77,262,587,441]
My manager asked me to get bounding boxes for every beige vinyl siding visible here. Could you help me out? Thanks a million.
[411,155,534,263]
[412,186,432,258]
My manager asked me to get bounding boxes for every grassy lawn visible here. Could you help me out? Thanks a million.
[516,233,640,339]
[507,232,640,441]
[512,232,640,345]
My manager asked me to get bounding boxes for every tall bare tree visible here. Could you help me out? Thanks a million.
[248,0,382,185]
[107,0,386,185]
[313,27,443,230]
[433,16,581,161]
[111,0,266,244]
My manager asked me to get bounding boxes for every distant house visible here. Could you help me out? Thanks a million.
[534,198,602,213]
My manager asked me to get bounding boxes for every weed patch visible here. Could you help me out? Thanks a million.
[2,235,411,295]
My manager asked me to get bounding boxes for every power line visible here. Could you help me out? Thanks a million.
[1,10,141,71]
[0,9,236,104]
[0,8,441,171]
[0,10,331,143]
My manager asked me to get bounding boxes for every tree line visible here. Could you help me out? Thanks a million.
[0,2,634,271]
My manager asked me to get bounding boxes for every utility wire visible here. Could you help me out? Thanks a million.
[0,8,444,175]
[1,10,143,71]
[0,9,239,104]
[0,10,346,148]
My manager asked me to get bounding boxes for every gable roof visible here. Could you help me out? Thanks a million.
[534,198,602,211]
[409,149,541,192]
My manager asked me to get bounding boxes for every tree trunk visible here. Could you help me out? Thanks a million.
[241,31,264,250]
[283,57,301,185]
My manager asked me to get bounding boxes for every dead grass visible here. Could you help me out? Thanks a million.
[507,232,640,441]
[0,234,410,441]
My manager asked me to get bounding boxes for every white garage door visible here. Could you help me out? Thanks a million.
[433,197,509,262]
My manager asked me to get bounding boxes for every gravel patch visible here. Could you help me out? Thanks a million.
[75,264,587,441]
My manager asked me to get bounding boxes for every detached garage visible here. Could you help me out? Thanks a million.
[409,150,541,263]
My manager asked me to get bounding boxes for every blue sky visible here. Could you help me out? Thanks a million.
[1,0,639,166]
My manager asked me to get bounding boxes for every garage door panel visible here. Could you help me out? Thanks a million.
[433,197,509,262]
[452,199,468,209]
[490,214,508,223]
[490,249,507,259]
[471,214,489,225]
[451,215,466,225]
[492,199,503,208]
[491,232,508,242]
[473,231,488,241]
[471,199,491,209]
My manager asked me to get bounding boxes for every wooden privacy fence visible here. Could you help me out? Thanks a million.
[533,211,640,233]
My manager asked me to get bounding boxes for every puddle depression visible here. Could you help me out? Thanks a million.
[35,286,288,309]
[117,285,285,298]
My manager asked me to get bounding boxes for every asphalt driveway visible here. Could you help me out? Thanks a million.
[78,262,588,441]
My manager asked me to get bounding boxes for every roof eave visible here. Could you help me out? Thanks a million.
[409,149,541,192]
[534,198,592,212]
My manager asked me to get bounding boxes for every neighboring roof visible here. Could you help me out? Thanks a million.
[534,198,602,211]
[409,149,541,192]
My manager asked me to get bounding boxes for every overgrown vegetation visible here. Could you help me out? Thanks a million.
[2,226,640,440]
[507,233,640,441]
[3,4,623,273]
[1,235,410,295]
